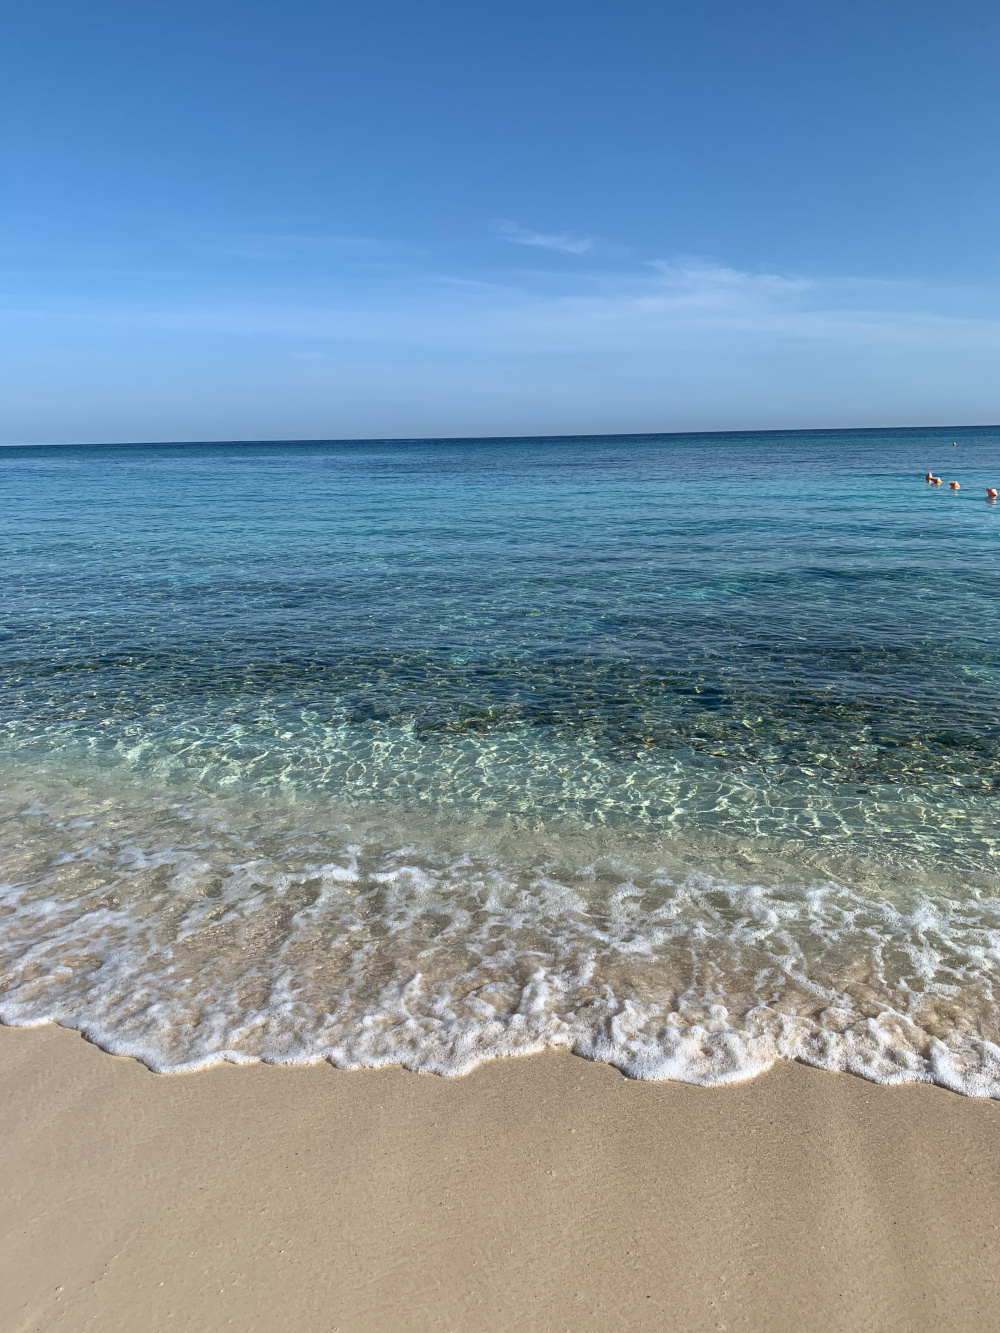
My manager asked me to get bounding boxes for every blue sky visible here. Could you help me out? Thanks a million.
[2,0,999,442]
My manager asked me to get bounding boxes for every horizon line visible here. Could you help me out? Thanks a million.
[3,422,1000,450]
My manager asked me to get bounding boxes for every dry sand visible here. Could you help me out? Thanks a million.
[3,1024,1000,1332]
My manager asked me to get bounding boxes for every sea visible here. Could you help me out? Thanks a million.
[2,427,1000,1095]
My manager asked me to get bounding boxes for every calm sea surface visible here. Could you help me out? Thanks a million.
[3,428,1000,1091]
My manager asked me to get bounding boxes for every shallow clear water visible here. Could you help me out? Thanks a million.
[3,429,1000,1090]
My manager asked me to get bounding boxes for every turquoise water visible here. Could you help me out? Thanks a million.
[3,428,1000,1090]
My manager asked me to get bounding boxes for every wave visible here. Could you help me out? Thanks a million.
[3,765,1000,1096]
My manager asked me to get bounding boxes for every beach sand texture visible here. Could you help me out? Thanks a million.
[4,1024,1000,1333]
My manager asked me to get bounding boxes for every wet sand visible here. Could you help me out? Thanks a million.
[3,1023,1000,1332]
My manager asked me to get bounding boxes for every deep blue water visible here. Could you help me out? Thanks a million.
[3,426,1000,864]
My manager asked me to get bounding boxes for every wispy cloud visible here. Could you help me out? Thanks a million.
[212,232,426,261]
[5,249,1000,441]
[495,219,595,255]
[10,257,1000,353]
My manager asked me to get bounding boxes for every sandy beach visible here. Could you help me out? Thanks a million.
[3,1025,999,1332]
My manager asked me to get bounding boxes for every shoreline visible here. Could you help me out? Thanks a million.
[4,1024,1000,1331]
[6,762,1000,1096]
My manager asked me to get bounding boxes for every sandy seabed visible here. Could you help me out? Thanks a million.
[3,1025,1000,1333]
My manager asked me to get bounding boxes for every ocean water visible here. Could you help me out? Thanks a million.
[3,428,1000,1093]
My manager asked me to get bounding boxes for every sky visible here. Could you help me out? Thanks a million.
[2,0,999,443]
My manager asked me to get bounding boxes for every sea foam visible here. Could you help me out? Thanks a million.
[3,770,1000,1096]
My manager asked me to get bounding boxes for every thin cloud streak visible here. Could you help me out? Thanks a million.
[4,253,1000,442]
[8,258,1000,354]
[495,219,595,255]
[211,232,427,261]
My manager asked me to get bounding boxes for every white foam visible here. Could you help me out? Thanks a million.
[2,769,1000,1095]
